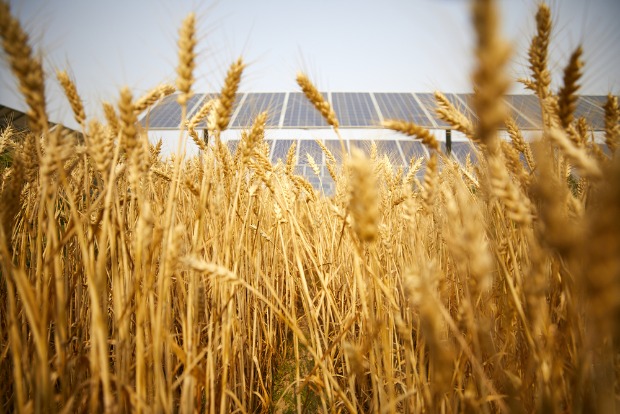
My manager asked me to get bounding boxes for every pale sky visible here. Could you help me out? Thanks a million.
[1,0,619,130]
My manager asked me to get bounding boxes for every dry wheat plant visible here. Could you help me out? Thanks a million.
[1,0,619,412]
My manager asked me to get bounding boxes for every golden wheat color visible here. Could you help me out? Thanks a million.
[0,0,618,413]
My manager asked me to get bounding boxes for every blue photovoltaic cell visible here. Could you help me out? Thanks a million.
[574,97,605,129]
[331,93,379,127]
[271,139,295,163]
[451,142,478,165]
[232,93,285,128]
[399,141,427,163]
[374,93,433,127]
[283,92,330,127]
[504,95,542,128]
[141,93,204,128]
[299,140,323,165]
[413,93,450,128]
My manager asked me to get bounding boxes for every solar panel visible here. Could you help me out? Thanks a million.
[141,93,204,128]
[582,95,616,110]
[349,139,372,155]
[225,139,239,154]
[599,143,611,156]
[375,140,404,164]
[451,141,479,165]
[414,93,450,127]
[451,94,477,121]
[331,93,379,127]
[374,93,434,127]
[271,139,296,163]
[323,139,348,162]
[299,140,323,165]
[261,140,274,159]
[232,93,285,128]
[282,92,330,127]
[574,97,605,129]
[504,95,542,128]
[190,93,234,129]
[320,176,335,195]
[399,141,427,164]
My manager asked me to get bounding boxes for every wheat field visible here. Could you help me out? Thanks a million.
[0,0,619,412]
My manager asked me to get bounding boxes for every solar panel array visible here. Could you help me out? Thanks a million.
[141,92,614,131]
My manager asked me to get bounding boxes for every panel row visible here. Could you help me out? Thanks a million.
[216,138,477,168]
[140,92,615,131]
[199,137,610,195]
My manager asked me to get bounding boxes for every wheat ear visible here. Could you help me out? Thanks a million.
[102,101,119,136]
[176,13,196,107]
[557,46,583,129]
[296,72,339,130]
[135,84,175,114]
[527,3,552,100]
[56,70,86,126]
[382,120,439,152]
[603,94,619,155]
[434,91,475,140]
[348,148,379,243]
[216,58,244,133]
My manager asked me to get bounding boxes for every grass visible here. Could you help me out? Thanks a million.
[0,0,619,412]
